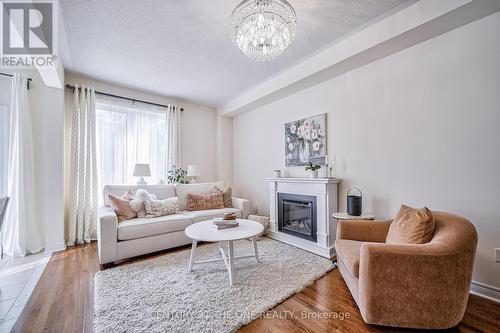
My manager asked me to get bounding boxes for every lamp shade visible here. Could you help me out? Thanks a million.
[187,165,200,177]
[133,163,151,177]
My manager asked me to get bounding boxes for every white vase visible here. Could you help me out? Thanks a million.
[310,170,318,179]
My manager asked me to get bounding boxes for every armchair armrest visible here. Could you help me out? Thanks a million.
[358,242,470,328]
[232,197,250,219]
[336,220,392,243]
[97,206,118,264]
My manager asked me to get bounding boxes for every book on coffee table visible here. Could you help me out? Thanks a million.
[212,218,238,226]
[212,223,239,230]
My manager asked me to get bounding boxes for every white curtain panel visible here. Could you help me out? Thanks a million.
[68,85,98,246]
[166,105,181,172]
[2,74,42,257]
[0,105,8,196]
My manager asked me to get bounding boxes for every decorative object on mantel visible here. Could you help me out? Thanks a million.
[332,212,375,221]
[305,162,321,179]
[133,163,151,185]
[285,114,327,167]
[186,165,200,183]
[272,169,281,178]
[230,0,297,61]
[167,166,188,184]
[347,188,363,216]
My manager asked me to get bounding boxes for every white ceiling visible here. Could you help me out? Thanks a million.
[60,0,413,107]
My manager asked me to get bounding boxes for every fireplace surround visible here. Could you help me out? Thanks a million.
[265,177,340,258]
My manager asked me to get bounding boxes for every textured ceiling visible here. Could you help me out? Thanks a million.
[61,0,413,107]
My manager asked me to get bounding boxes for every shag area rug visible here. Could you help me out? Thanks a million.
[94,238,334,333]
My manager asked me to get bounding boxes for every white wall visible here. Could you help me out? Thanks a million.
[63,73,218,238]
[232,12,500,289]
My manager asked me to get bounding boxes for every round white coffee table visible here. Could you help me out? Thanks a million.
[185,219,264,286]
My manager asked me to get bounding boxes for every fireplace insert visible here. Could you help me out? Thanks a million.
[278,193,317,242]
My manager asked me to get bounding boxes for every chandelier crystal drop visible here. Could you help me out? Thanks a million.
[230,0,297,61]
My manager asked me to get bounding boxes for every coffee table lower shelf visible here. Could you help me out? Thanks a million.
[188,238,259,286]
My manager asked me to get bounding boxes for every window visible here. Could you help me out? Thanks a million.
[96,98,168,193]
[0,105,8,196]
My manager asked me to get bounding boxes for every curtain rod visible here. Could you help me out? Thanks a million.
[65,84,184,111]
[0,72,32,89]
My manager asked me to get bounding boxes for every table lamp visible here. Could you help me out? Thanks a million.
[133,163,151,185]
[187,165,200,183]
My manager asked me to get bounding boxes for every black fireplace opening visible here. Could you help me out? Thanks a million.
[278,193,317,242]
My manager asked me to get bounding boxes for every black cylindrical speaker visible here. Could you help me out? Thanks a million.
[347,188,362,216]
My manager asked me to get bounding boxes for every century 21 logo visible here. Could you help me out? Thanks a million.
[2,1,53,54]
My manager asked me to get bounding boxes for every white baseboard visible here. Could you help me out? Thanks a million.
[44,242,66,254]
[470,281,500,304]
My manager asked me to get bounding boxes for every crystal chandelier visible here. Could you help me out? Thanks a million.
[230,0,297,61]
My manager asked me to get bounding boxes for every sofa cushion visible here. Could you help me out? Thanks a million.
[181,207,241,224]
[335,239,362,278]
[175,181,226,211]
[386,204,435,244]
[117,214,191,241]
[103,185,176,207]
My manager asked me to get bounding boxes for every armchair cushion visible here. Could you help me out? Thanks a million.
[336,220,392,243]
[386,205,435,244]
[335,239,362,277]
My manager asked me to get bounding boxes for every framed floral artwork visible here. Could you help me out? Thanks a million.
[285,114,327,167]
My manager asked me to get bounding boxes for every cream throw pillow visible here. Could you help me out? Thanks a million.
[386,204,435,244]
[129,189,157,218]
[144,197,179,218]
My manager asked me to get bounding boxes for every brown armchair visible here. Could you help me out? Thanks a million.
[335,211,478,329]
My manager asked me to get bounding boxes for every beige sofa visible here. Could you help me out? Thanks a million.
[335,211,477,329]
[97,181,250,264]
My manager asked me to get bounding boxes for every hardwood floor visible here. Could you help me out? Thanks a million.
[11,242,500,333]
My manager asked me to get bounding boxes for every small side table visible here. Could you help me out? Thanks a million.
[332,212,375,221]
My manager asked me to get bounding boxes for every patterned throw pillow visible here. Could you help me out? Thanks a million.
[144,197,179,218]
[108,190,136,222]
[212,186,232,208]
[186,191,224,211]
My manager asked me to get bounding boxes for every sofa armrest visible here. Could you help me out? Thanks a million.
[358,242,469,328]
[232,197,250,219]
[336,220,392,243]
[97,206,118,264]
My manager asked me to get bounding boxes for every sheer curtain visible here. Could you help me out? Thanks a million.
[2,74,42,257]
[0,105,8,196]
[95,96,181,195]
[166,105,181,172]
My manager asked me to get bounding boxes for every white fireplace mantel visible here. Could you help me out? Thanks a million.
[264,177,340,258]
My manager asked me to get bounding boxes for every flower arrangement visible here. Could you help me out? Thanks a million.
[285,114,326,167]
[167,166,188,184]
[305,162,321,172]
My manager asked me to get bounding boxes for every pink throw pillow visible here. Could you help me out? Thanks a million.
[108,190,136,222]
[186,191,224,212]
